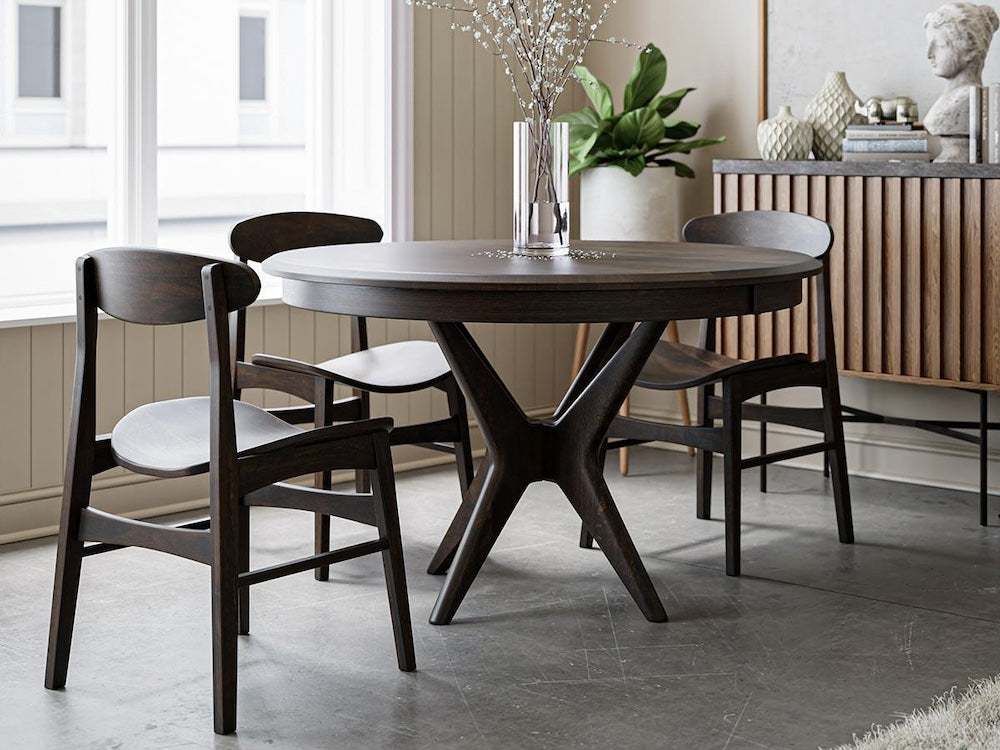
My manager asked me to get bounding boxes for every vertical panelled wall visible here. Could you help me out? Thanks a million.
[411,7,578,426]
[0,13,579,544]
[715,172,1000,391]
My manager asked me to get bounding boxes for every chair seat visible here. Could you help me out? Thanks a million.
[635,341,811,391]
[111,397,303,478]
[252,340,453,393]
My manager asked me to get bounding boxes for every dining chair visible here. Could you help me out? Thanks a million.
[229,212,475,577]
[582,210,853,576]
[45,248,414,735]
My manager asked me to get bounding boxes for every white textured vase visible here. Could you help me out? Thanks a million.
[757,105,813,161]
[805,71,864,161]
[580,166,679,242]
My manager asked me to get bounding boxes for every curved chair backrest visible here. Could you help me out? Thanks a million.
[86,247,261,324]
[682,210,833,260]
[229,211,383,263]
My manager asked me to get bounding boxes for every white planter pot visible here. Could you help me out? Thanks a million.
[580,165,680,242]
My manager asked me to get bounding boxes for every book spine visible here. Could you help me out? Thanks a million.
[971,85,984,163]
[846,124,915,132]
[842,152,932,162]
[989,84,1000,163]
[839,131,926,140]
[843,139,928,153]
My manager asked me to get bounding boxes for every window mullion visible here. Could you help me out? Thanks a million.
[109,0,157,246]
[305,0,334,211]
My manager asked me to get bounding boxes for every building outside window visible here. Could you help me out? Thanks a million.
[239,14,266,102]
[18,2,62,98]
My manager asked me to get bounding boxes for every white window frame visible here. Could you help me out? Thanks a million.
[0,0,413,326]
[5,0,70,146]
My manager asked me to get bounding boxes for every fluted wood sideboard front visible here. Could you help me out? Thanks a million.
[713,159,1000,392]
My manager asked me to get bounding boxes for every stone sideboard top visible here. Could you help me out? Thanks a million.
[714,158,1000,179]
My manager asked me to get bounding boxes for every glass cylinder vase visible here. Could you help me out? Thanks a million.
[513,120,570,255]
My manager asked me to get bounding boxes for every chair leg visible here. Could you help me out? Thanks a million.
[313,381,338,582]
[238,504,250,636]
[45,505,87,689]
[445,379,475,495]
[210,509,241,734]
[370,437,415,672]
[821,379,854,545]
[696,383,715,520]
[45,440,95,691]
[722,381,743,576]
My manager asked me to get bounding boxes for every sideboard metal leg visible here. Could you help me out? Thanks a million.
[981,391,989,527]
[759,392,768,493]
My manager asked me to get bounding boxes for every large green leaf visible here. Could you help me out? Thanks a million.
[662,119,701,140]
[607,155,648,176]
[650,87,696,118]
[647,159,696,178]
[623,44,666,111]
[573,65,614,119]
[612,107,665,152]
[648,136,726,156]
[556,108,602,127]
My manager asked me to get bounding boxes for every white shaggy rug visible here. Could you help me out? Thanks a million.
[828,676,1000,750]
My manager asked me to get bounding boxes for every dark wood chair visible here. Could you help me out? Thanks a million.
[44,248,414,735]
[230,212,474,577]
[582,210,853,576]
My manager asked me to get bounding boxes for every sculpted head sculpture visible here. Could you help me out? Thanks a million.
[923,2,999,160]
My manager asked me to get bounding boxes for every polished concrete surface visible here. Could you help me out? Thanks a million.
[1,448,998,749]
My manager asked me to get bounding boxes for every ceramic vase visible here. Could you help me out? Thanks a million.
[513,120,570,255]
[757,105,813,161]
[804,71,863,161]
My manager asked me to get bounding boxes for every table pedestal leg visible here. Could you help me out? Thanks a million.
[427,321,668,625]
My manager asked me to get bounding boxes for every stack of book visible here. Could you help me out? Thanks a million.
[969,83,1000,163]
[841,124,930,162]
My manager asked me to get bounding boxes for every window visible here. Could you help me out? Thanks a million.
[18,3,62,98]
[239,16,266,101]
[0,0,405,320]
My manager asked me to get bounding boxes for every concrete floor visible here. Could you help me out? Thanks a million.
[1,448,998,749]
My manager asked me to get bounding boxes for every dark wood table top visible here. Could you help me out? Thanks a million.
[263,239,821,324]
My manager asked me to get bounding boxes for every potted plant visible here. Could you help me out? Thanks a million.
[559,44,723,474]
[558,43,724,242]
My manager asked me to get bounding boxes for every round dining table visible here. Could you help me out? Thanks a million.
[263,239,821,625]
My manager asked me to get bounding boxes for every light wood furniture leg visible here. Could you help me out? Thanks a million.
[572,322,693,477]
[665,321,696,459]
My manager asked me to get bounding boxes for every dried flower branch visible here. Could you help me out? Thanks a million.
[407,0,630,125]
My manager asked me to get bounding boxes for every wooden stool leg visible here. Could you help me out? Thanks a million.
[665,321,696,458]
[571,323,591,380]
[619,397,630,475]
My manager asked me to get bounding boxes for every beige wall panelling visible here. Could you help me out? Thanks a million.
[430,9,455,240]
[0,328,32,495]
[261,305,291,409]
[30,324,65,489]
[413,6,432,242]
[241,306,266,407]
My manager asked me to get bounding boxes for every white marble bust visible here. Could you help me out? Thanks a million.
[924,3,1000,162]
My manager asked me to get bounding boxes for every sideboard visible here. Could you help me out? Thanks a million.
[713,159,998,522]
